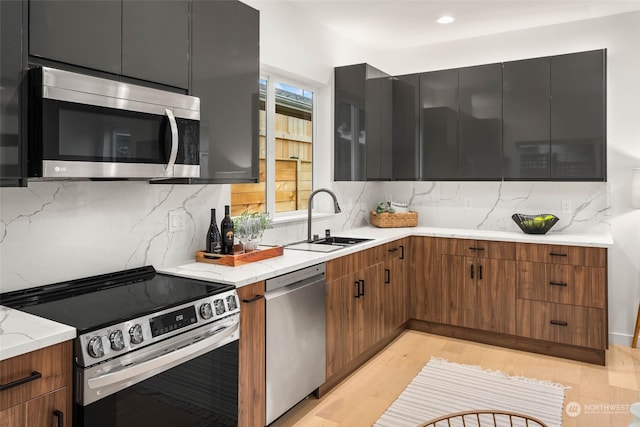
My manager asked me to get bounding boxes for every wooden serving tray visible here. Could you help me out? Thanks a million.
[195,245,284,267]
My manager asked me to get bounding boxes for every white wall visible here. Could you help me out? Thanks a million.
[1,5,638,345]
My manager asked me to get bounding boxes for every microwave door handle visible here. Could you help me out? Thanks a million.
[165,109,179,173]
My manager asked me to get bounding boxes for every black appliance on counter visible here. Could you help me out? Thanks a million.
[0,266,239,427]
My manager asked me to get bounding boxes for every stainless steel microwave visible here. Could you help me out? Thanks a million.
[28,67,200,179]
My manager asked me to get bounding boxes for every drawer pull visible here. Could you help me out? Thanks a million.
[468,247,485,251]
[549,252,568,257]
[388,247,398,253]
[550,320,568,326]
[0,371,42,391]
[549,281,568,287]
[53,410,64,427]
[242,295,264,303]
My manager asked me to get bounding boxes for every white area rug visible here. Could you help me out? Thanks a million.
[374,357,569,427]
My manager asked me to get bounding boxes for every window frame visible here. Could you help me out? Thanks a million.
[259,71,318,221]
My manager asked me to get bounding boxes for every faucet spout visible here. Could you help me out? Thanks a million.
[307,188,341,241]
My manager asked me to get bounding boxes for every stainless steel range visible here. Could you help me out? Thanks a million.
[0,266,239,427]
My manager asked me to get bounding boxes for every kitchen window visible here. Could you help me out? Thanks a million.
[231,75,315,217]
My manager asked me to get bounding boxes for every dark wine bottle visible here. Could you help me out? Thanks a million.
[221,205,234,255]
[206,209,222,254]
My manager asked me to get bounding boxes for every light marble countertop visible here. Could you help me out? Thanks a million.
[158,225,613,288]
[0,306,76,361]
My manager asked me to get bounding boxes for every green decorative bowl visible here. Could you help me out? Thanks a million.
[512,213,559,235]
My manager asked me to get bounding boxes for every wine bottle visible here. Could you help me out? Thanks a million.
[221,205,234,255]
[206,209,222,254]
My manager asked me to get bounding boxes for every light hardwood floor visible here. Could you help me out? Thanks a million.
[271,330,640,427]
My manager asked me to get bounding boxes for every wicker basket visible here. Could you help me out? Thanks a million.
[370,211,418,228]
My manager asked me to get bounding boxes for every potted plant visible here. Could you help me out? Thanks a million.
[234,211,273,252]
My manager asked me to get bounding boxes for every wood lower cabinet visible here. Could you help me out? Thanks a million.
[515,243,607,354]
[409,237,607,364]
[237,281,266,427]
[326,253,384,378]
[382,238,410,336]
[410,237,441,322]
[440,239,516,334]
[0,341,72,427]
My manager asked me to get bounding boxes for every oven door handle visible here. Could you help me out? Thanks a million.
[165,108,179,174]
[87,319,238,390]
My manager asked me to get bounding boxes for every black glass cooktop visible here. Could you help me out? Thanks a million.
[0,266,233,333]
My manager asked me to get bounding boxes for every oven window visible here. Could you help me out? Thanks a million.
[76,341,238,427]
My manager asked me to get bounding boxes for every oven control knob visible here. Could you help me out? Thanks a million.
[129,324,144,344]
[87,336,104,358]
[109,330,125,351]
[199,303,213,320]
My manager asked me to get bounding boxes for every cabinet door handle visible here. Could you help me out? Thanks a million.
[0,371,42,391]
[359,279,365,297]
[549,281,568,287]
[400,245,405,260]
[468,247,485,251]
[384,268,391,284]
[354,281,360,298]
[478,265,483,280]
[550,320,568,326]
[242,295,264,303]
[53,409,64,427]
[549,252,568,257]
[470,264,474,279]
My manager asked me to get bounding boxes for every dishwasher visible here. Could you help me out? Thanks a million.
[265,263,326,425]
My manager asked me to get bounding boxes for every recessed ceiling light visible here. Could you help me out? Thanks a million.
[437,15,455,24]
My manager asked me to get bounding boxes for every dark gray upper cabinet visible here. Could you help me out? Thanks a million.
[420,69,459,180]
[366,69,393,180]
[550,50,606,181]
[1,0,27,186]
[190,0,259,183]
[334,64,392,181]
[458,63,503,180]
[122,1,189,89]
[392,74,420,180]
[29,0,189,89]
[29,0,121,75]
[334,64,366,181]
[503,57,551,180]
[502,50,606,181]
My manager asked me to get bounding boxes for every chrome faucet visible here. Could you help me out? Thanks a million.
[307,188,341,241]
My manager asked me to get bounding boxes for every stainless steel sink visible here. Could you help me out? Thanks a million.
[285,236,372,253]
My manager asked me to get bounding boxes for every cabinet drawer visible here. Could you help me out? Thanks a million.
[0,341,72,411]
[383,240,406,261]
[517,262,606,308]
[516,299,605,349]
[516,243,606,267]
[439,238,515,260]
[326,246,385,281]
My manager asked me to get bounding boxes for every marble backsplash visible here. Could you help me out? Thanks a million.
[329,180,611,235]
[0,179,610,293]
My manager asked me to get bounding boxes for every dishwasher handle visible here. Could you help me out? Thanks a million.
[265,274,325,300]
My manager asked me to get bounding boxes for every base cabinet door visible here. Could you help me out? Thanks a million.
[326,273,358,378]
[476,258,516,335]
[237,281,266,427]
[409,237,441,322]
[0,387,68,427]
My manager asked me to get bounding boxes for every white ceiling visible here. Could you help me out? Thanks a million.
[276,0,640,49]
